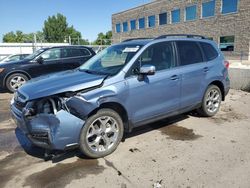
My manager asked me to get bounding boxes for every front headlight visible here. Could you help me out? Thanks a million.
[0,68,4,73]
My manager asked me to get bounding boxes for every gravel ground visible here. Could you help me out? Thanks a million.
[0,89,250,188]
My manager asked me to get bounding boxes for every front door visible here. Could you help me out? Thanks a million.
[125,41,181,125]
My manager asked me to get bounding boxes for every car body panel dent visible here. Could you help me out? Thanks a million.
[66,85,121,119]
[28,110,84,150]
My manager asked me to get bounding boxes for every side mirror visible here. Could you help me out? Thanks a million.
[140,64,156,75]
[36,56,44,64]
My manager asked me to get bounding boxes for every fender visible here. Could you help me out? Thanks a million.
[65,89,118,120]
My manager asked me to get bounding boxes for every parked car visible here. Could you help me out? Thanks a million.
[0,54,30,64]
[11,35,230,159]
[0,46,95,92]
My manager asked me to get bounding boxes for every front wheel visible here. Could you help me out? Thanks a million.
[197,85,222,117]
[79,108,124,158]
[6,73,28,92]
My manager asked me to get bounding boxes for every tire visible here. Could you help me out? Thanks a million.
[79,108,124,158]
[6,73,28,92]
[197,85,222,117]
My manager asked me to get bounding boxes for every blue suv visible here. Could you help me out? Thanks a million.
[11,35,230,158]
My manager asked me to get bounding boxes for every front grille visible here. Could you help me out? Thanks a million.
[31,132,50,144]
[14,100,26,111]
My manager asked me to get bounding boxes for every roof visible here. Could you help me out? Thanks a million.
[48,45,92,49]
[117,39,153,46]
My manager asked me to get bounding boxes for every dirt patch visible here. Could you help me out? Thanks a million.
[104,158,131,183]
[0,128,22,153]
[159,125,202,141]
[0,98,12,123]
[24,159,105,188]
[210,105,248,124]
[0,152,41,188]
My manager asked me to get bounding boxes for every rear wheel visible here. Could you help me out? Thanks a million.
[6,73,28,92]
[79,108,124,158]
[197,85,222,117]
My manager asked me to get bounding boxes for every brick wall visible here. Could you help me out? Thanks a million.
[112,0,250,61]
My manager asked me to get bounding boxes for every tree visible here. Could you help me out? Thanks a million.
[94,31,112,45]
[3,31,44,43]
[43,13,88,44]
[67,25,82,44]
[3,31,17,42]
[43,13,68,42]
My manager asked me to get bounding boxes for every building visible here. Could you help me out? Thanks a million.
[112,0,250,61]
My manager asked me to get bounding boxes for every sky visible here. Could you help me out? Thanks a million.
[0,0,151,42]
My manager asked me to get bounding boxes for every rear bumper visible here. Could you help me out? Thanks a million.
[11,101,85,150]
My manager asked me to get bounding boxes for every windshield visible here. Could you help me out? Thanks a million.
[79,44,142,75]
[24,48,46,60]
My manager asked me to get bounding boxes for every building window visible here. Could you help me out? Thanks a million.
[159,12,167,25]
[130,20,136,30]
[171,9,180,23]
[123,22,128,32]
[139,18,145,29]
[148,15,156,28]
[222,0,238,14]
[202,0,215,18]
[185,5,197,21]
[116,23,121,33]
[220,36,235,51]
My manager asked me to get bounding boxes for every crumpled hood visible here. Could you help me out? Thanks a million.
[18,69,106,101]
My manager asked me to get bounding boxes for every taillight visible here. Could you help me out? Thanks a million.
[224,60,229,69]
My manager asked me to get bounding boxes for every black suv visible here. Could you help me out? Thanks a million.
[0,46,95,92]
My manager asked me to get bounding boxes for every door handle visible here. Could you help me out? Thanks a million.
[170,75,179,80]
[203,67,209,72]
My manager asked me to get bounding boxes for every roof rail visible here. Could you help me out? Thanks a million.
[122,38,152,42]
[155,34,206,40]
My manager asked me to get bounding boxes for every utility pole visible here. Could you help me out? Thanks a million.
[33,33,37,52]
[68,36,71,45]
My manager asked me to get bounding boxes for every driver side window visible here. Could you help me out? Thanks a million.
[40,48,61,61]
[128,42,175,76]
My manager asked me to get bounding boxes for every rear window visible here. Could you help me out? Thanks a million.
[176,41,203,66]
[61,48,91,58]
[200,42,218,61]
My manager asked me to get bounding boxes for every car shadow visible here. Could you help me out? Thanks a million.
[15,114,190,163]
[123,114,189,140]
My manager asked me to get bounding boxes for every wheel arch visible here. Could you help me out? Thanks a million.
[208,80,225,101]
[88,102,130,132]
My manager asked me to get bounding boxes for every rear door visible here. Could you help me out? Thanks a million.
[125,41,181,125]
[175,41,208,109]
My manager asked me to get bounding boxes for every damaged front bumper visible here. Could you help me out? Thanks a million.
[11,99,85,151]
